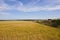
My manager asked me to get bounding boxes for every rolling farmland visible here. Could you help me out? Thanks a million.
[0,21,60,40]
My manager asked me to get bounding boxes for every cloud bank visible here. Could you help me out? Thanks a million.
[0,0,60,12]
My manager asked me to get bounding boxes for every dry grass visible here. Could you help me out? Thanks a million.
[0,21,60,40]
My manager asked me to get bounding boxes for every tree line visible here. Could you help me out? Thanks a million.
[35,19,60,27]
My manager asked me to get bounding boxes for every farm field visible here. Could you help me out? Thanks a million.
[0,21,60,40]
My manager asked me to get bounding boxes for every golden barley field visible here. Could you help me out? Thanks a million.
[0,21,60,40]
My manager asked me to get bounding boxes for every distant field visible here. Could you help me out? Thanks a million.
[0,21,60,40]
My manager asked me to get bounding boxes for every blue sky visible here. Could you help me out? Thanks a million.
[0,0,60,19]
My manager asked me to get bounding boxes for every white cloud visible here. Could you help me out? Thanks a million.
[17,5,60,12]
[0,0,60,12]
[27,0,40,6]
[0,12,10,16]
[45,5,60,11]
[0,0,23,11]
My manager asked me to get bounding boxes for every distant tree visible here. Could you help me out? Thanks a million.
[51,20,58,27]
[48,19,60,27]
[56,19,60,25]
